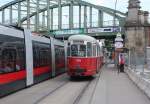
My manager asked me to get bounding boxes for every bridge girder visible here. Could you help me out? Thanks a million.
[0,0,125,16]
[0,0,126,32]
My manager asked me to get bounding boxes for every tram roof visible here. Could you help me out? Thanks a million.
[68,35,97,43]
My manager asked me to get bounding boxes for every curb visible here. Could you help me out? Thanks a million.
[125,68,150,99]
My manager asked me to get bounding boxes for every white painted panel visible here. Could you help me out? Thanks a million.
[24,29,33,86]
[50,38,55,77]
[68,34,97,43]
[0,25,24,38]
[52,37,64,46]
[64,41,68,71]
[32,35,50,44]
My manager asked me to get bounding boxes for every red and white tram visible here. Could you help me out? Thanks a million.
[0,25,66,97]
[67,35,103,77]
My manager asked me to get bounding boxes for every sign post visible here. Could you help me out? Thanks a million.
[115,32,123,49]
[114,32,124,67]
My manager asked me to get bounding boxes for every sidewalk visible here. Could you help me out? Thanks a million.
[91,64,150,104]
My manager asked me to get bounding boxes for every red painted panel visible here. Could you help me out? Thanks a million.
[68,57,97,68]
[33,66,51,76]
[0,70,26,85]
[0,66,51,85]
[67,57,98,76]
[56,63,65,69]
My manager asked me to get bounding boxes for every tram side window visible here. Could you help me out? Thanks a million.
[87,42,92,57]
[16,47,25,70]
[79,45,86,57]
[0,35,25,74]
[39,49,46,66]
[93,45,96,56]
[33,44,39,68]
[33,42,51,68]
[71,45,78,56]
[55,46,65,67]
[55,46,59,64]
[61,47,65,63]
[67,47,70,56]
[0,49,16,74]
[0,48,2,73]
[40,48,51,66]
[97,46,100,56]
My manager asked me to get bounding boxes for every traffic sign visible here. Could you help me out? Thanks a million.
[115,32,123,48]
[115,42,123,48]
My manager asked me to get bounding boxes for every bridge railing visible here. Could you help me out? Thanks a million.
[103,20,119,27]
[0,19,120,31]
[51,20,120,30]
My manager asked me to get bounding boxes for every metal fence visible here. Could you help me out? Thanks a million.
[126,47,150,79]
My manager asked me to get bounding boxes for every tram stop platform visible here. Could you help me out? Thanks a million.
[0,64,150,104]
[83,64,150,104]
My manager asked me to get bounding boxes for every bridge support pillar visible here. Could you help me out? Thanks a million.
[84,6,87,28]
[125,0,149,70]
[42,12,45,29]
[79,5,81,28]
[98,10,103,27]
[2,10,5,24]
[58,0,62,30]
[35,0,39,32]
[18,2,21,27]
[47,0,50,32]
[9,6,12,24]
[89,7,92,28]
[69,1,73,29]
[51,9,53,30]
[27,0,30,29]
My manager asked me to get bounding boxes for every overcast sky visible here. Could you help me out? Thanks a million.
[84,0,150,13]
[0,0,150,13]
[0,0,150,26]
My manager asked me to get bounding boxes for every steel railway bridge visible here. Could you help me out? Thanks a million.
[0,0,126,38]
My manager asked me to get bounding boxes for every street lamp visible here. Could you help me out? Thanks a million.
[113,0,118,26]
[114,0,118,66]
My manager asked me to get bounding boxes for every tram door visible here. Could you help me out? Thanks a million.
[54,46,65,75]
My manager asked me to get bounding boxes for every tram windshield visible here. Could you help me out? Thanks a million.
[71,44,78,56]
[79,45,86,57]
[71,44,86,57]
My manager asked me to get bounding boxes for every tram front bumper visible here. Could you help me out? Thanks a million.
[68,69,96,76]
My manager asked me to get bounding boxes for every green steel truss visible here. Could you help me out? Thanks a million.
[0,0,126,37]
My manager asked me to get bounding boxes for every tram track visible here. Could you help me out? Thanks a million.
[73,79,92,104]
[0,69,102,104]
[35,69,102,104]
[88,69,102,104]
[0,72,102,104]
[73,69,102,104]
[36,76,95,104]
[35,81,69,104]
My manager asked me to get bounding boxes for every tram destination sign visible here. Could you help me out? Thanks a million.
[50,29,85,35]
[73,40,84,44]
[88,27,121,33]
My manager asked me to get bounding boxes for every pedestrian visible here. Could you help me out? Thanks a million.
[119,53,125,72]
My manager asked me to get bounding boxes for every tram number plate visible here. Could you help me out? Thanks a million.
[76,73,81,76]
[76,69,84,73]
